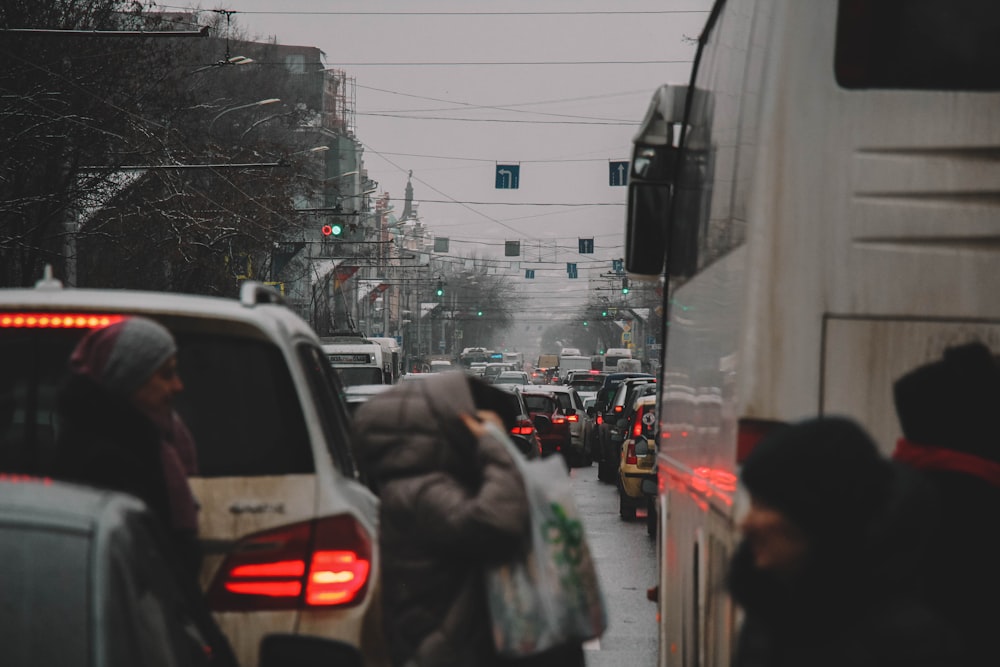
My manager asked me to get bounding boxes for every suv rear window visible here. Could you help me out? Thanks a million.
[0,325,313,477]
[521,394,556,414]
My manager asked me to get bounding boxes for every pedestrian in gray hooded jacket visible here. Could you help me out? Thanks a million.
[354,372,575,667]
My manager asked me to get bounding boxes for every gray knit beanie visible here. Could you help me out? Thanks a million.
[69,316,177,396]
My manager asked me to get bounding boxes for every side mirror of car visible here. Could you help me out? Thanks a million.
[508,434,534,459]
[259,635,363,667]
[586,406,596,417]
[534,414,553,434]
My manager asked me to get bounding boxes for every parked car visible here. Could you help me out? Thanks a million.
[617,393,658,530]
[596,376,657,482]
[517,389,571,459]
[0,276,382,667]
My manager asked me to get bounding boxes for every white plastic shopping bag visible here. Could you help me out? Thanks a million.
[482,423,607,657]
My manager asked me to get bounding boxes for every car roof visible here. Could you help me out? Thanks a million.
[0,476,144,531]
[0,281,319,343]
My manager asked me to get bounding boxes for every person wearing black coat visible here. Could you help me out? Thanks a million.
[728,416,966,667]
[892,341,1000,667]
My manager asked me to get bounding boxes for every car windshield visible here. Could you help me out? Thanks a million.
[0,323,314,477]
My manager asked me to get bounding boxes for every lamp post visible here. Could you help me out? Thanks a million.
[209,98,280,131]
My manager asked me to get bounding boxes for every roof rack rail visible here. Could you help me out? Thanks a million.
[240,281,286,308]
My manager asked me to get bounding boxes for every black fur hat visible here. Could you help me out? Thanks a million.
[893,341,1000,463]
[740,416,892,542]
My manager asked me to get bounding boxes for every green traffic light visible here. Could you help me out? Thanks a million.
[583,321,588,326]
[477,310,483,317]
[601,310,608,317]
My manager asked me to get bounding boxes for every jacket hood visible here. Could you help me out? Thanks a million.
[353,372,478,484]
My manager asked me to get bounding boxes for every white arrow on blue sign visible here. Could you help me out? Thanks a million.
[496,164,520,189]
[609,160,629,186]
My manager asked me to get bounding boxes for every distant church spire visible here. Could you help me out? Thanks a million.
[401,170,414,220]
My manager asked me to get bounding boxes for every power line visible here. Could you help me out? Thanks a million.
[384,199,623,207]
[323,59,691,67]
[164,7,709,17]
[359,112,634,125]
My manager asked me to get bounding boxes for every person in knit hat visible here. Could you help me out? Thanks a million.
[892,341,1000,667]
[54,316,199,570]
[727,416,966,667]
[53,316,241,667]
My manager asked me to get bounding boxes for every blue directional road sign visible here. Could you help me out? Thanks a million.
[612,258,624,274]
[609,160,629,186]
[495,164,520,189]
[566,263,578,279]
[525,269,535,279]
[578,238,594,254]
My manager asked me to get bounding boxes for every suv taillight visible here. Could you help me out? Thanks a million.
[625,440,638,465]
[511,418,534,436]
[632,405,645,438]
[208,515,371,611]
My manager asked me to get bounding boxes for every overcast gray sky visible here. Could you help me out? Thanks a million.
[178,0,710,320]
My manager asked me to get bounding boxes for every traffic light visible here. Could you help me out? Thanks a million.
[322,223,343,237]
[622,277,630,294]
[601,309,608,317]
[435,281,444,298]
[583,320,589,327]
[477,310,483,317]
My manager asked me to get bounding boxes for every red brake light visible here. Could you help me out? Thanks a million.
[632,405,645,438]
[566,414,578,423]
[511,419,534,436]
[614,405,623,413]
[0,313,125,329]
[208,515,372,611]
[596,415,603,425]
[552,416,566,425]
[625,441,637,465]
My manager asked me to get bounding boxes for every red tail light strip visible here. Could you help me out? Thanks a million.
[0,313,125,329]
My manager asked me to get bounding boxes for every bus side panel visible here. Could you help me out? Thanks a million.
[821,318,1000,455]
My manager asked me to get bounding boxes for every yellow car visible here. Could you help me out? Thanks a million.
[617,394,658,526]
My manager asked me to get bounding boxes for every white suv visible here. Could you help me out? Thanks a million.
[0,276,382,667]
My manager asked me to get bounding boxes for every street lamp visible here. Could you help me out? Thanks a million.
[209,98,280,131]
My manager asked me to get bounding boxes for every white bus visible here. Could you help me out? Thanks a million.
[624,2,1000,665]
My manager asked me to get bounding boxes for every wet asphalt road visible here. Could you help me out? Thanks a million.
[570,462,659,667]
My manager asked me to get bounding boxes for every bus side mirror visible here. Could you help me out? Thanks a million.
[625,84,687,279]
